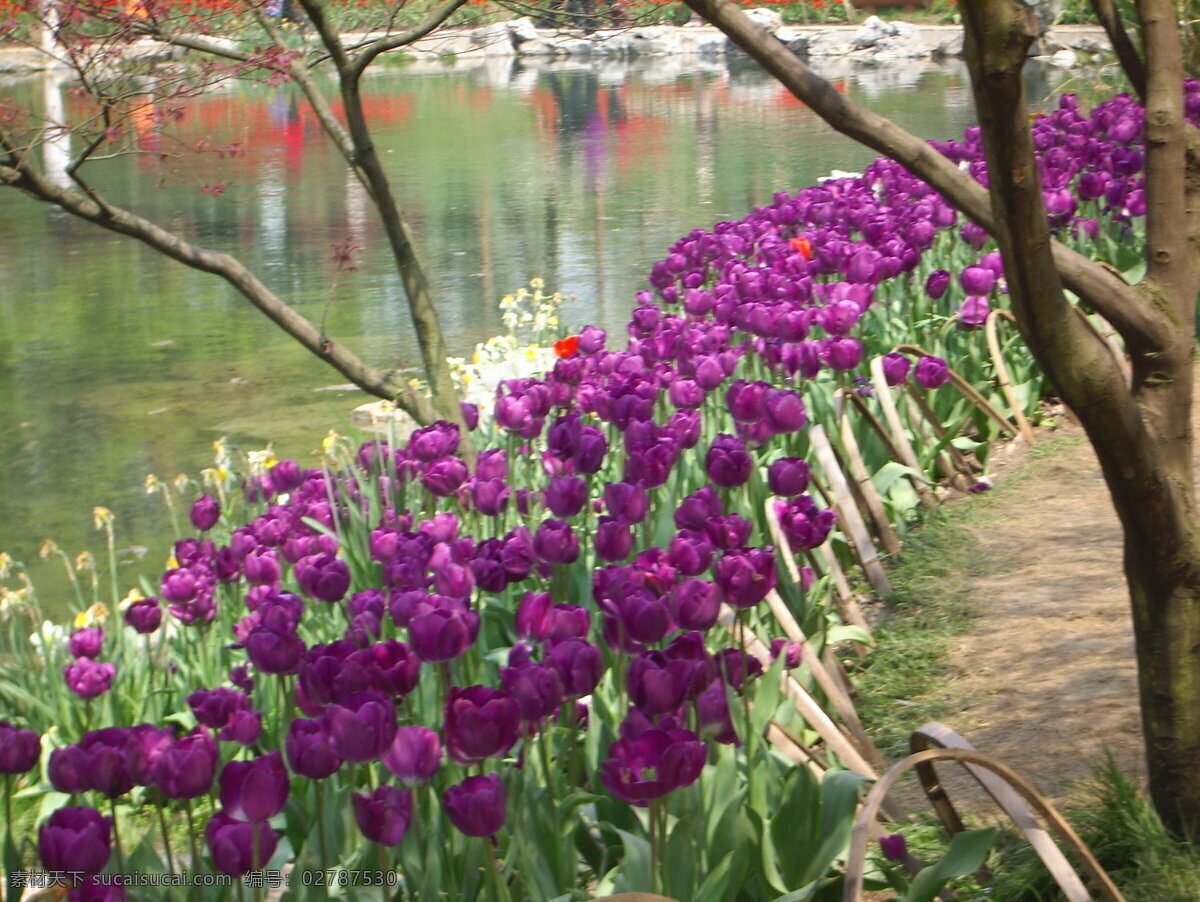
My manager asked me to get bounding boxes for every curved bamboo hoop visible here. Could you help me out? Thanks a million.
[869,356,938,510]
[717,604,879,781]
[908,723,1092,900]
[893,343,1022,439]
[904,385,978,489]
[842,743,1126,902]
[833,390,902,555]
[984,310,1036,444]
[902,389,967,490]
[809,425,894,598]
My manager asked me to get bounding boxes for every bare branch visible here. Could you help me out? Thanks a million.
[679,0,1167,354]
[349,0,472,77]
[0,149,434,425]
[1089,0,1147,99]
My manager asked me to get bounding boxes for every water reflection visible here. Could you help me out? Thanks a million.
[0,56,1067,612]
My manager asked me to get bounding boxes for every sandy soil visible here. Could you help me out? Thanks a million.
[926,419,1146,809]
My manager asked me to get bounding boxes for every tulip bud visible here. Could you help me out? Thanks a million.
[189,493,220,532]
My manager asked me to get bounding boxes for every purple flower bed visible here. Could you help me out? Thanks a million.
[2,84,1196,900]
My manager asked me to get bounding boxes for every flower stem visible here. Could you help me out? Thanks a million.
[157,804,176,873]
[483,837,510,902]
[109,798,125,874]
[648,799,660,895]
[184,797,199,876]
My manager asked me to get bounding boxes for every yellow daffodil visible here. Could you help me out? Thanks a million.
[39,539,58,560]
[92,507,114,530]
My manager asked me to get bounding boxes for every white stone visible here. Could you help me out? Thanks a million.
[1050,48,1078,67]
[508,17,540,44]
[741,7,783,32]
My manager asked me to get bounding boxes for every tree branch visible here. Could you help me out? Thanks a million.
[0,152,435,425]
[349,0,472,78]
[679,0,1168,355]
[296,0,466,429]
[1088,0,1147,100]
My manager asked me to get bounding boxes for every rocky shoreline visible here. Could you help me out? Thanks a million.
[0,16,1111,75]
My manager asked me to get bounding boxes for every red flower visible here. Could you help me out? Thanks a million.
[554,336,580,358]
[789,237,813,260]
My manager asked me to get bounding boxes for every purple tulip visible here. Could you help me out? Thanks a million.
[500,662,563,722]
[603,482,649,524]
[443,774,507,838]
[776,497,837,551]
[706,514,753,551]
[322,691,397,763]
[763,389,807,434]
[881,352,911,387]
[286,718,343,780]
[124,597,162,634]
[190,493,220,531]
[219,709,263,746]
[958,295,990,328]
[268,459,303,493]
[544,476,587,519]
[0,722,40,774]
[188,688,252,731]
[355,640,421,698]
[824,336,864,371]
[726,379,769,424]
[460,402,480,431]
[408,605,479,662]
[959,265,996,296]
[533,519,580,565]
[218,751,290,823]
[160,568,198,603]
[206,811,278,876]
[244,625,305,674]
[697,679,738,745]
[39,807,111,875]
[155,729,218,800]
[880,833,908,862]
[471,478,510,516]
[627,652,689,716]
[921,269,950,301]
[444,686,521,765]
[545,639,603,697]
[383,726,442,786]
[68,627,104,660]
[668,378,704,410]
[705,434,751,488]
[767,458,810,497]
[599,727,706,806]
[421,456,469,497]
[914,355,951,389]
[354,785,413,846]
[408,421,460,462]
[64,658,115,700]
[675,486,722,531]
[714,547,777,609]
[295,553,351,603]
[578,325,606,353]
[669,578,721,630]
[242,549,280,587]
[575,426,608,473]
[716,648,763,689]
[594,516,634,563]
[667,529,715,577]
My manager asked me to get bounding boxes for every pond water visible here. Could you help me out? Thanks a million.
[0,53,1068,614]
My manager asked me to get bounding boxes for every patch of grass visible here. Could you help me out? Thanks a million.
[989,757,1200,901]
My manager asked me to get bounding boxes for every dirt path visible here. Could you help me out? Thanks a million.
[929,422,1145,805]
